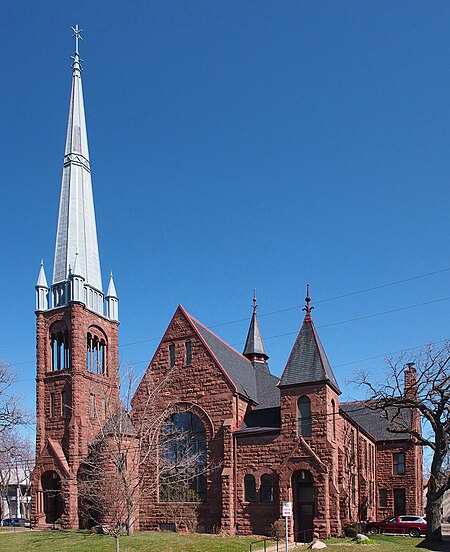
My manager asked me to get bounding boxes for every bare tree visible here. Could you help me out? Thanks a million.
[0,429,34,518]
[75,366,209,552]
[353,341,449,542]
[0,359,26,433]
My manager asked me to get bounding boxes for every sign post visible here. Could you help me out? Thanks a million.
[282,501,292,552]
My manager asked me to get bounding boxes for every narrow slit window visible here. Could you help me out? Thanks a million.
[50,392,56,417]
[169,344,175,369]
[331,399,336,439]
[393,452,405,475]
[90,393,96,418]
[244,475,256,502]
[61,389,70,417]
[185,342,192,366]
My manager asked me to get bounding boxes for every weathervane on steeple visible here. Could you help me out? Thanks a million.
[252,288,258,315]
[71,25,83,74]
[302,283,314,319]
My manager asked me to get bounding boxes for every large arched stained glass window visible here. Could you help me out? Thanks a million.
[298,396,312,437]
[159,411,207,502]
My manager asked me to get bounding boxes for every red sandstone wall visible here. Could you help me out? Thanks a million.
[131,308,248,534]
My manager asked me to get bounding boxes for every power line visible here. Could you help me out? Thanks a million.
[6,296,450,381]
[5,268,449,371]
[210,267,450,328]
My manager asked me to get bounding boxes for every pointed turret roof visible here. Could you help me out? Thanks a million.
[106,272,118,298]
[52,26,103,293]
[243,290,269,361]
[279,285,341,394]
[36,260,48,288]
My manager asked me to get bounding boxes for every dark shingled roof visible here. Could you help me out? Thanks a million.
[188,315,259,402]
[238,406,281,433]
[243,312,268,360]
[279,317,341,394]
[254,369,280,409]
[341,402,413,442]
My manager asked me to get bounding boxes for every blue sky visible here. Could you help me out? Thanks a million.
[0,1,449,432]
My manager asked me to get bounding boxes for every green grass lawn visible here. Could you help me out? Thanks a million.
[326,534,450,551]
[0,531,448,552]
[0,530,265,551]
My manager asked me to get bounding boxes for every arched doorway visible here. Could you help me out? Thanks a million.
[293,470,315,542]
[41,471,64,523]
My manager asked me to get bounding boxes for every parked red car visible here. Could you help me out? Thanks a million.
[366,515,426,537]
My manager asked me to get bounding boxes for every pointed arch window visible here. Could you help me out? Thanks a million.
[50,329,70,371]
[298,396,312,437]
[87,332,107,375]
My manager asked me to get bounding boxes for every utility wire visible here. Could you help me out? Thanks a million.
[6,296,450,378]
[5,267,449,368]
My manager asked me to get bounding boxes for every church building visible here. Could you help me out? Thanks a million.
[31,31,423,540]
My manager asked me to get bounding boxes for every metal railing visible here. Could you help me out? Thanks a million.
[249,536,279,551]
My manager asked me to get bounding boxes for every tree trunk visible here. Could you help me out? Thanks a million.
[425,490,443,542]
[127,502,134,536]
[115,534,120,552]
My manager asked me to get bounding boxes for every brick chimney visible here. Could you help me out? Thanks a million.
[404,362,418,400]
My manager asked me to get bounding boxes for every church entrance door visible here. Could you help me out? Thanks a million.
[293,470,315,542]
[41,471,64,523]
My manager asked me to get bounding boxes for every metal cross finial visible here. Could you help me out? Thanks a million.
[71,24,83,54]
[252,288,258,314]
[302,283,314,316]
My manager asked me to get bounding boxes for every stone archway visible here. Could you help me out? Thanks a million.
[293,470,315,542]
[41,470,64,523]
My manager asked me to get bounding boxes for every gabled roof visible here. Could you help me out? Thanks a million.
[185,309,259,402]
[341,402,413,442]
[279,314,341,394]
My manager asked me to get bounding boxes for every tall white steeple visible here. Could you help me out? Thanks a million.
[50,26,106,315]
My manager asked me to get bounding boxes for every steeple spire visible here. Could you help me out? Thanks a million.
[279,284,341,393]
[51,26,105,315]
[243,289,269,372]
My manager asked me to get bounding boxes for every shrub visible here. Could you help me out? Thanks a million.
[342,521,360,537]
[271,519,286,540]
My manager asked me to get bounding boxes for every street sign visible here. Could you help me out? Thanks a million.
[282,501,292,517]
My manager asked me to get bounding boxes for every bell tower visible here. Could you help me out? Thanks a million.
[32,26,120,528]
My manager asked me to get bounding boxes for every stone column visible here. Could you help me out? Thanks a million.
[63,477,79,529]
[220,419,235,535]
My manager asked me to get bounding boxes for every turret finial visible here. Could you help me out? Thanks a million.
[302,283,314,319]
[252,288,258,314]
